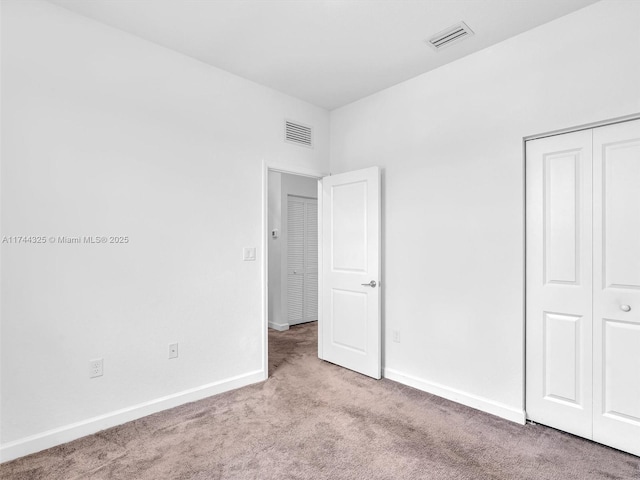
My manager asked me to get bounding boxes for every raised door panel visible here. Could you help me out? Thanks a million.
[331,181,367,273]
[326,179,371,363]
[602,320,640,423]
[543,312,583,406]
[331,289,368,353]
[544,151,581,285]
[601,136,640,290]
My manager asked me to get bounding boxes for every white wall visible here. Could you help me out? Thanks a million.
[267,172,317,330]
[0,0,328,460]
[330,0,640,421]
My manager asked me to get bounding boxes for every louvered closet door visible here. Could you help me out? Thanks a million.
[287,197,305,325]
[304,200,318,323]
[287,196,318,326]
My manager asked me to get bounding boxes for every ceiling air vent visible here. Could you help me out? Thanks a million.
[427,21,474,50]
[285,120,313,148]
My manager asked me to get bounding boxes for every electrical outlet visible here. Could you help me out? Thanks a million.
[392,330,400,343]
[89,358,103,378]
[169,343,178,359]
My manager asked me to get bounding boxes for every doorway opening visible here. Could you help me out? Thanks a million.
[262,163,382,380]
[264,164,324,378]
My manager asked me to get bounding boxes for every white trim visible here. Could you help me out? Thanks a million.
[317,178,324,360]
[268,322,290,331]
[265,161,326,178]
[262,161,269,377]
[524,113,640,142]
[383,367,526,425]
[520,135,528,418]
[262,160,326,371]
[0,370,264,464]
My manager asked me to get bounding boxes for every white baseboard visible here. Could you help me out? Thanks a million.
[0,369,265,464]
[268,322,289,331]
[383,368,526,425]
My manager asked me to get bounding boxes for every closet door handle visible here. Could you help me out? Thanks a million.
[361,280,377,288]
[620,304,631,312]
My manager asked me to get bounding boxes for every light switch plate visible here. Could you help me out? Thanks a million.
[243,247,256,261]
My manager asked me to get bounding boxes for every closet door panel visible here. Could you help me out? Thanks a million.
[526,129,593,439]
[287,197,305,325]
[287,196,318,326]
[304,200,318,322]
[592,119,640,457]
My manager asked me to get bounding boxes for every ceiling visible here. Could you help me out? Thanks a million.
[47,0,599,110]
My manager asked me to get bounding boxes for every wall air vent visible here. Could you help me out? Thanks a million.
[427,21,474,50]
[285,120,313,148]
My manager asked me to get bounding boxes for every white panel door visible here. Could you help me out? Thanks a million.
[592,119,640,456]
[526,129,594,439]
[320,167,381,379]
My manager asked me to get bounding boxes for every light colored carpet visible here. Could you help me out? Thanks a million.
[2,321,638,479]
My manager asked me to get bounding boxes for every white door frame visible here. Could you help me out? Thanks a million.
[522,112,640,417]
[261,160,328,380]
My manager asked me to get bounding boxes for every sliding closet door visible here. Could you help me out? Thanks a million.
[592,119,640,456]
[526,129,594,439]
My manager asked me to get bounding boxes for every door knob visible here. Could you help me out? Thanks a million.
[620,304,631,312]
[361,280,377,288]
